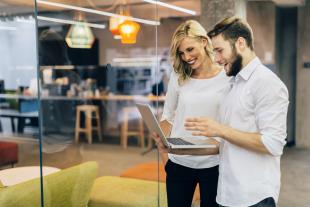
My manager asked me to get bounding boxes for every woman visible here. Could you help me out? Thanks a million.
[158,20,230,207]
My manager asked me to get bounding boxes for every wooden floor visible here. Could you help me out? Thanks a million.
[1,135,309,207]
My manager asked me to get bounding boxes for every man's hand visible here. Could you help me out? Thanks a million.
[184,117,225,137]
[185,117,272,155]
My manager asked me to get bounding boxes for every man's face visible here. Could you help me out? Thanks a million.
[211,34,243,77]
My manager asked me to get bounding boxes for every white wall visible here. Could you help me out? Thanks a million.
[296,1,310,148]
[0,16,37,90]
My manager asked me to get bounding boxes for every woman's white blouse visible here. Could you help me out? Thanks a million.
[161,70,231,169]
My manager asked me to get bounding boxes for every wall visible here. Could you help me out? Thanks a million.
[247,1,276,66]
[296,0,310,148]
[0,16,37,90]
[93,1,276,67]
[93,17,189,65]
[275,7,297,145]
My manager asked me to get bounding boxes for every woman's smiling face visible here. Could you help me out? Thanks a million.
[178,37,208,72]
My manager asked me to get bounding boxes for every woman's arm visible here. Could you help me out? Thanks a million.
[156,72,177,165]
[159,120,172,165]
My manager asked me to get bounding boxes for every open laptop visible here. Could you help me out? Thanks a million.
[136,103,216,149]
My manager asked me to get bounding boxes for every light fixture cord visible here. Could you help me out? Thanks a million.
[85,0,122,12]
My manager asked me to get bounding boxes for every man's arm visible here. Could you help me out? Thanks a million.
[185,79,289,156]
[185,118,269,154]
[222,126,268,154]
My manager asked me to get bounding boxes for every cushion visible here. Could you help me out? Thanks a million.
[120,162,200,204]
[89,176,167,207]
[0,161,98,207]
[120,162,166,182]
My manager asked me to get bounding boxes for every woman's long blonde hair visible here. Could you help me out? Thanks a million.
[170,20,214,85]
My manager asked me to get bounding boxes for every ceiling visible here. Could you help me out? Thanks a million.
[0,0,306,22]
[248,0,305,6]
[0,0,200,21]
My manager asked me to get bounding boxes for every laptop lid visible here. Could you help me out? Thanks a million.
[136,103,217,149]
[136,103,170,147]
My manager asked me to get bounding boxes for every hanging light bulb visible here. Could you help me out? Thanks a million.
[66,23,95,48]
[109,4,126,39]
[118,20,140,44]
[65,11,95,49]
[109,16,125,37]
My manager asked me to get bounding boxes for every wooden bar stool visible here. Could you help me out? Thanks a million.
[75,105,102,144]
[120,106,144,149]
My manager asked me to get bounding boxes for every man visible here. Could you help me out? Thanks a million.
[185,17,289,207]
[153,16,289,207]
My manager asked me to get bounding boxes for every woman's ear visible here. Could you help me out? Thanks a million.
[202,39,208,48]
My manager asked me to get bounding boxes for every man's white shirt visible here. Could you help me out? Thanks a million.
[216,57,289,206]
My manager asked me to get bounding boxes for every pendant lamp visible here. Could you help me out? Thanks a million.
[65,12,95,49]
[109,16,125,37]
[118,20,140,44]
[109,4,126,39]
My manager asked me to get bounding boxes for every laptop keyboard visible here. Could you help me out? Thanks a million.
[168,138,194,145]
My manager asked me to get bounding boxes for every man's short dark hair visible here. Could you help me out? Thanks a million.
[207,16,254,50]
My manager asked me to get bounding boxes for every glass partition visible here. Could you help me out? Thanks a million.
[0,0,199,206]
[0,0,42,205]
[1,1,309,206]
[36,0,165,206]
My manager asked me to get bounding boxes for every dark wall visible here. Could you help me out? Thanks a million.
[275,7,297,145]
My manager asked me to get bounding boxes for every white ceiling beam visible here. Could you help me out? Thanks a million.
[271,0,305,6]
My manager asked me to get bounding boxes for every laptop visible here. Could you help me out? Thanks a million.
[136,103,216,149]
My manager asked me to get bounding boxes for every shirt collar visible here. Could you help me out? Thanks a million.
[236,57,261,81]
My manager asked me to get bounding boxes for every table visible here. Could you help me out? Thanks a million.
[0,166,60,186]
[0,94,164,150]
[0,109,38,133]
[0,94,165,102]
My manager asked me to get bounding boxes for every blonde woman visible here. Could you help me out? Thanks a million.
[157,20,230,207]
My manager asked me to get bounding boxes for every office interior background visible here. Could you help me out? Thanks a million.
[0,0,309,206]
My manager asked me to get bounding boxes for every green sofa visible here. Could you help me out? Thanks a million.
[0,161,98,207]
[89,176,168,207]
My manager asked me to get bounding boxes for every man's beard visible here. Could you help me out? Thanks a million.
[227,47,243,77]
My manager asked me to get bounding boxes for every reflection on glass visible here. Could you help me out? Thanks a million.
[0,1,42,206]
[36,0,165,206]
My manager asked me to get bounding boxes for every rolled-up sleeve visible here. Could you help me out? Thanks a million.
[160,72,179,125]
[255,79,289,156]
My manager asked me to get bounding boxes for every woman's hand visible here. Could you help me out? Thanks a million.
[151,132,170,153]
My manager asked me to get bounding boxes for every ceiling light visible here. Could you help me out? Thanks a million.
[113,35,122,39]
[37,0,160,26]
[0,26,17,31]
[64,11,96,49]
[118,20,140,44]
[113,57,156,63]
[37,16,105,29]
[65,23,95,49]
[142,0,196,15]
[109,16,125,36]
